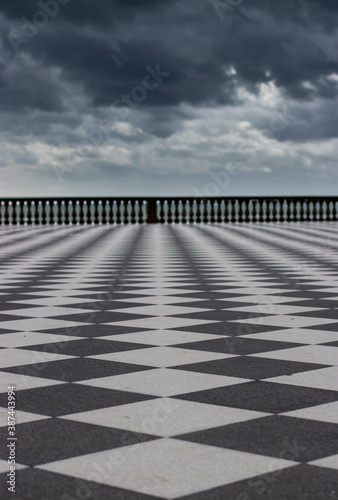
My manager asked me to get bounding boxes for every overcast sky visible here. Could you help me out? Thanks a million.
[1,0,337,197]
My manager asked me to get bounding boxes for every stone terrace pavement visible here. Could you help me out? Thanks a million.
[0,223,338,499]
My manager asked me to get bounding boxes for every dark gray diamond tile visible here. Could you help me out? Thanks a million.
[21,338,151,356]
[1,358,152,382]
[42,324,146,337]
[1,468,162,500]
[174,356,326,380]
[0,418,158,465]
[176,381,338,413]
[0,383,156,416]
[178,464,338,500]
[177,415,338,462]
[178,337,301,355]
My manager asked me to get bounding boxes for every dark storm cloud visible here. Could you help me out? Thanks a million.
[1,0,338,116]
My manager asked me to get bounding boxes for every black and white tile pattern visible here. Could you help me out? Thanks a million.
[0,223,338,499]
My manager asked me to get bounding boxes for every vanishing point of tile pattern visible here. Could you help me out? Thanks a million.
[0,223,338,499]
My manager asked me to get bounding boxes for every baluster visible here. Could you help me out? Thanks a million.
[249,200,254,222]
[126,201,131,224]
[133,200,139,224]
[37,201,42,225]
[177,200,183,223]
[7,202,13,225]
[311,201,315,221]
[246,200,253,222]
[133,200,138,223]
[60,201,65,224]
[82,201,88,224]
[142,200,147,223]
[6,201,10,225]
[5,201,10,225]
[265,201,269,221]
[104,201,110,224]
[13,201,18,225]
[199,200,205,223]
[15,201,21,225]
[301,201,306,222]
[37,200,46,226]
[185,200,190,224]
[213,201,219,223]
[74,201,80,224]
[299,200,304,221]
[293,200,298,221]
[281,200,287,222]
[119,201,125,224]
[42,200,47,225]
[275,200,281,222]
[160,200,165,223]
[252,200,257,222]
[161,200,166,223]
[113,200,118,224]
[29,201,35,225]
[227,200,232,222]
[304,200,310,221]
[22,201,28,225]
[253,200,259,222]
[269,200,273,222]
[275,200,280,222]
[66,201,72,225]
[89,200,96,224]
[97,200,103,224]
[321,200,326,221]
[297,200,301,221]
[192,200,198,223]
[314,201,320,221]
[0,201,5,225]
[52,201,58,225]
[322,200,327,221]
[289,199,294,222]
[255,200,261,222]
[95,200,100,224]
[152,200,159,223]
[267,201,273,221]
[1,201,7,225]
[253,200,262,222]
[170,200,176,224]
[45,201,51,224]
[27,201,32,225]
[261,200,266,222]
[328,201,334,221]
[235,200,241,223]
[220,200,225,223]
[232,200,237,222]
[161,200,167,223]
[251,200,256,222]
[154,200,161,223]
[248,200,252,222]
[239,201,244,222]
[112,201,118,224]
[205,200,211,223]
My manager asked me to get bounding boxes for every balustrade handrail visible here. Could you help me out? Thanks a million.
[0,196,337,225]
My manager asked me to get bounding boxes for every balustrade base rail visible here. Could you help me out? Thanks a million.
[0,197,337,225]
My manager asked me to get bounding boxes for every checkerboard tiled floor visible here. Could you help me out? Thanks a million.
[0,222,338,499]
